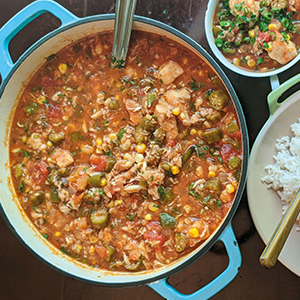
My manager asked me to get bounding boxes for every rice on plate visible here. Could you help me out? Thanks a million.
[262,118,300,228]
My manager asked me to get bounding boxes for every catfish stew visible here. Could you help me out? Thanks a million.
[213,0,300,71]
[10,31,242,272]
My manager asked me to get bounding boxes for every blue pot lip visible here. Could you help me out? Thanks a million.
[0,13,249,287]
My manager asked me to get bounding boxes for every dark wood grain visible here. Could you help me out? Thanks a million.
[1,1,300,299]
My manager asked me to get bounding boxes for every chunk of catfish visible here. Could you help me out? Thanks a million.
[266,31,297,65]
[125,99,143,125]
[53,148,74,168]
[158,61,184,85]
[229,0,260,23]
[154,100,178,140]
[164,88,191,126]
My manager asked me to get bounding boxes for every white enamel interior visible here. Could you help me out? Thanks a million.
[247,90,300,277]
[204,0,300,78]
[0,17,238,284]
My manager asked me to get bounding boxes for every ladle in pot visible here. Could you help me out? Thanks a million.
[112,0,137,68]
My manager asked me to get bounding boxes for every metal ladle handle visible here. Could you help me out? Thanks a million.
[260,188,300,269]
[112,0,137,68]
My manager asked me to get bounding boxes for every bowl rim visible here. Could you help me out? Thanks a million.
[204,0,300,78]
[0,13,249,287]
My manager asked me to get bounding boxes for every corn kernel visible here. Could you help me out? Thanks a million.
[37,95,46,104]
[63,115,69,121]
[232,180,238,188]
[145,214,152,221]
[148,202,158,212]
[188,228,199,238]
[108,201,114,208]
[195,97,203,106]
[208,171,216,178]
[198,130,203,136]
[22,136,27,143]
[55,231,61,237]
[248,29,255,38]
[171,166,180,175]
[116,95,120,100]
[247,59,256,67]
[135,153,144,162]
[173,107,181,115]
[47,141,53,147]
[58,63,68,74]
[77,244,83,250]
[124,153,132,160]
[109,133,118,141]
[100,178,107,187]
[232,58,240,66]
[190,129,197,135]
[136,143,146,153]
[226,184,235,194]
[89,245,95,254]
[268,23,277,30]
[90,236,98,243]
[266,43,272,51]
[96,138,102,146]
[180,112,186,120]
[199,70,204,77]
[115,200,123,206]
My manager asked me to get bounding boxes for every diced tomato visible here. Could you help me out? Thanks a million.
[48,104,63,119]
[146,221,162,233]
[94,245,107,259]
[30,161,49,185]
[143,230,165,253]
[166,140,176,147]
[40,75,56,87]
[257,30,271,44]
[220,143,238,164]
[90,154,107,171]
[230,131,242,140]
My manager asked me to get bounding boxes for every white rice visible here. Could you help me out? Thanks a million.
[261,118,300,227]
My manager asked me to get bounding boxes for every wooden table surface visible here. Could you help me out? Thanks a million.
[1,1,300,299]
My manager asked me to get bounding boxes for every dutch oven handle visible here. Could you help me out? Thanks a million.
[267,73,300,116]
[0,0,79,81]
[148,223,241,300]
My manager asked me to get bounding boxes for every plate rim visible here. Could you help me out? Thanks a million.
[247,90,300,277]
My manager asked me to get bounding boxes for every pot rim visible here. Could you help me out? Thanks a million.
[0,13,249,287]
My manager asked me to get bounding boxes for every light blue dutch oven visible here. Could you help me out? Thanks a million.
[0,1,249,299]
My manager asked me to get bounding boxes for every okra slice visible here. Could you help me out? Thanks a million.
[208,89,228,111]
[31,191,45,206]
[90,208,109,229]
[174,233,189,252]
[203,128,223,144]
[104,156,116,172]
[50,186,61,203]
[88,173,102,187]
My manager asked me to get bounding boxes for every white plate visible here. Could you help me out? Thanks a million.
[247,89,300,276]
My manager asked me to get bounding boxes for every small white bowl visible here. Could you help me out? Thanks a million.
[204,0,300,78]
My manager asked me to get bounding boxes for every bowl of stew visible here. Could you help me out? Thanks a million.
[205,0,300,77]
[0,0,248,295]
